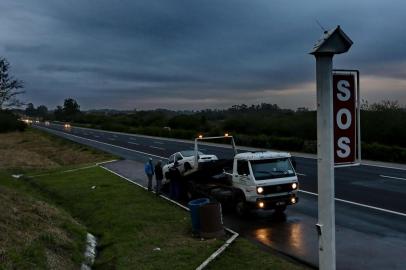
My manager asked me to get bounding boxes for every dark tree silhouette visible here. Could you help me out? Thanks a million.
[63,98,80,116]
[25,103,36,116]
[36,105,48,118]
[0,57,24,110]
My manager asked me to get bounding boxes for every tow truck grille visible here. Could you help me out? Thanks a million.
[262,184,293,195]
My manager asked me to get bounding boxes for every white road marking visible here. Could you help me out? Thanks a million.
[95,159,118,165]
[296,172,306,176]
[129,137,137,140]
[364,164,406,171]
[36,126,166,159]
[380,175,406,181]
[299,190,406,217]
[128,142,140,146]
[109,138,115,141]
[150,146,165,150]
[154,141,164,145]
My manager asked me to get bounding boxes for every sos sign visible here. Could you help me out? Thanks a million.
[333,71,360,166]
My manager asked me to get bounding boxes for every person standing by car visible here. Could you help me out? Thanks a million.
[144,158,155,191]
[154,160,163,196]
[169,161,181,200]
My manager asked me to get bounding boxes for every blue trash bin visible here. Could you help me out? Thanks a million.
[188,198,210,234]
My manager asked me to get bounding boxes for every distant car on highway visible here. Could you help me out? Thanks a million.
[64,123,71,129]
[162,150,218,179]
[45,121,50,126]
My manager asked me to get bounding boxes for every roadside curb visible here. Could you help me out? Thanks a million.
[99,163,239,270]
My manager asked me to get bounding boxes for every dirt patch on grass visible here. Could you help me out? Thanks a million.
[0,185,86,269]
[0,129,114,171]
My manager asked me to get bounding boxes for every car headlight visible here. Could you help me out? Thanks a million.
[257,187,264,194]
[292,182,298,190]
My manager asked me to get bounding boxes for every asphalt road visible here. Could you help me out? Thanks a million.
[33,122,406,269]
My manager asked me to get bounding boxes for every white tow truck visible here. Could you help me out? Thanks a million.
[164,135,299,215]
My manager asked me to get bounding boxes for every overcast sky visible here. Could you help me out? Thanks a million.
[1,0,405,110]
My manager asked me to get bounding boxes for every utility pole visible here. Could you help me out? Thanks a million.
[310,26,353,270]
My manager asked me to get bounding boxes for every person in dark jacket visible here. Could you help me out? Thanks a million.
[144,158,154,191]
[169,161,181,200]
[154,160,163,196]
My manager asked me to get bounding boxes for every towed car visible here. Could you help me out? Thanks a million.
[163,150,218,181]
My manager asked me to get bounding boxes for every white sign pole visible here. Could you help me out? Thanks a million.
[311,26,353,270]
[315,55,336,270]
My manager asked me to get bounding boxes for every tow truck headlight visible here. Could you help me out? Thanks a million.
[257,187,264,194]
[291,197,297,204]
[292,182,298,190]
[258,201,265,208]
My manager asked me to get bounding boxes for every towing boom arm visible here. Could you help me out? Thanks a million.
[194,135,237,165]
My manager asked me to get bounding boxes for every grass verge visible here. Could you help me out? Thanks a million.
[208,238,309,270]
[0,182,86,269]
[5,167,225,269]
[0,128,115,173]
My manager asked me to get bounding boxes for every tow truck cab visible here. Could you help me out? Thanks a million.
[227,151,299,213]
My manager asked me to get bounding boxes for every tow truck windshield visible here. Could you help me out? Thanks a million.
[250,158,295,180]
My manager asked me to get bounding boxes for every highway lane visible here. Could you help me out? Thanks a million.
[33,122,406,269]
[35,122,406,214]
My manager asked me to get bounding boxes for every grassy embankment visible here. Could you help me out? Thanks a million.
[0,129,308,269]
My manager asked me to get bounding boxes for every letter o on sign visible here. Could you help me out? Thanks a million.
[336,108,352,130]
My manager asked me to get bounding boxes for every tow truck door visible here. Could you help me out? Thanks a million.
[235,160,251,186]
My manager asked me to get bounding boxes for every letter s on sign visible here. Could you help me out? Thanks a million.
[337,80,351,101]
[337,137,351,158]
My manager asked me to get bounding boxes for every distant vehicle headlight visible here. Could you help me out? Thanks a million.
[257,187,264,194]
[292,182,298,190]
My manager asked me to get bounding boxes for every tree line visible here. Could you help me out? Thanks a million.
[25,97,406,163]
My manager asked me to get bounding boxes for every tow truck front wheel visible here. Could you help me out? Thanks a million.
[274,205,286,213]
[235,199,249,217]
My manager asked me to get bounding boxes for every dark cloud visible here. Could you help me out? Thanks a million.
[0,0,405,110]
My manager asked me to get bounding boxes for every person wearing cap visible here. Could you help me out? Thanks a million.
[144,158,155,191]
[154,160,163,196]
